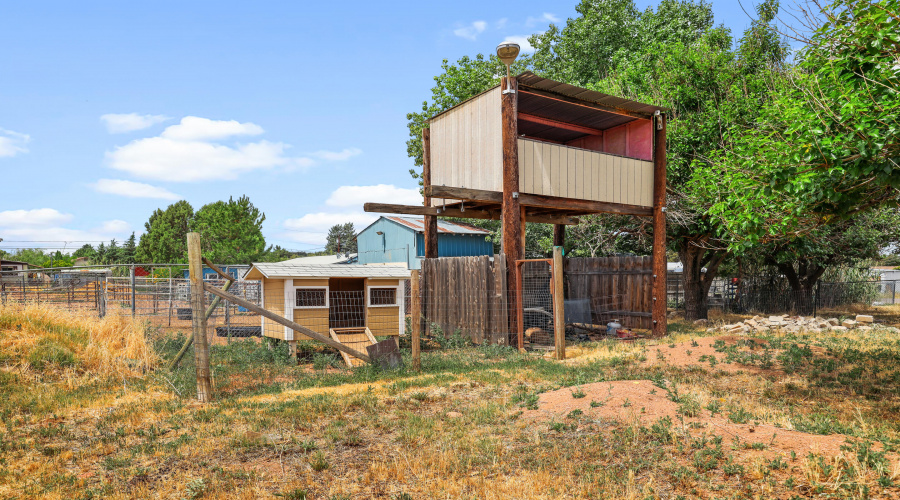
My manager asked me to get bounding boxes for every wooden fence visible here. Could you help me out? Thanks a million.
[564,256,653,330]
[420,255,509,345]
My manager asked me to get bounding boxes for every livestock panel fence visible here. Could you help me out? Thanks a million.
[0,265,262,346]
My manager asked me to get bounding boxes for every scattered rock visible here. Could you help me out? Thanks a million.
[710,313,881,334]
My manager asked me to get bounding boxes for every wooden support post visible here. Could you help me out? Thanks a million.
[410,269,421,371]
[553,224,565,248]
[553,246,566,360]
[422,128,438,259]
[501,75,523,340]
[651,114,668,338]
[169,279,233,371]
[187,232,212,403]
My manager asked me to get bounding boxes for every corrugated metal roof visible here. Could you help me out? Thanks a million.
[517,72,668,116]
[427,72,667,123]
[247,263,410,280]
[282,254,357,265]
[385,216,490,235]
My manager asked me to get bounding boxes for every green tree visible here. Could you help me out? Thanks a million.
[136,200,194,263]
[121,233,136,264]
[325,223,357,254]
[701,0,900,246]
[193,195,267,264]
[71,244,96,261]
[105,239,121,265]
[259,245,312,262]
[7,248,48,267]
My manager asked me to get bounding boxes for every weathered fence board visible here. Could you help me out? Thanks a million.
[564,256,653,330]
[421,255,508,344]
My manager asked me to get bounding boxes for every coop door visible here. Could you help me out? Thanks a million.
[328,278,366,329]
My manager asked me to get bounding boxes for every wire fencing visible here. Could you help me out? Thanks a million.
[666,274,899,316]
[0,266,263,346]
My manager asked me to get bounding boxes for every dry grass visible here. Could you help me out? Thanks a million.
[0,302,157,378]
[4,303,900,498]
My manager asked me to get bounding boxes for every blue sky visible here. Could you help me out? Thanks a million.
[0,0,765,253]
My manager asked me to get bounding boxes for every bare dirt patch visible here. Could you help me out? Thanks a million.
[643,335,782,374]
[524,380,851,458]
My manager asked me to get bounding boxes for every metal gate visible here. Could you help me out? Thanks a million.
[515,259,558,350]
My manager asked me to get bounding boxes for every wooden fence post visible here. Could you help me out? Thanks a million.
[187,232,212,403]
[410,269,421,371]
[553,246,566,360]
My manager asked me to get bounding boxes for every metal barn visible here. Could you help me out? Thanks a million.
[356,216,492,269]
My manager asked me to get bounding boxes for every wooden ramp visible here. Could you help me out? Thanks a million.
[329,327,377,367]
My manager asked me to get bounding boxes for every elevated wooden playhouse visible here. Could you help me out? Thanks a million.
[366,71,668,339]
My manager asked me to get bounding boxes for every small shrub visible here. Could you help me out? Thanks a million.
[728,407,753,424]
[185,478,207,499]
[312,353,340,370]
[309,450,330,471]
[570,387,586,399]
[677,395,702,418]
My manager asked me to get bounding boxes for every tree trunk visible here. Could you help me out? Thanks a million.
[775,260,826,316]
[679,239,727,321]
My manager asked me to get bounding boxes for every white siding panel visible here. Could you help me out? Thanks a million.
[515,138,653,207]
[427,86,502,203]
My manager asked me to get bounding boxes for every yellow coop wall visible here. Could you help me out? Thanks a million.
[261,278,285,339]
[367,306,400,336]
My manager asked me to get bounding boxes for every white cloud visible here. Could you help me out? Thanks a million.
[278,184,420,246]
[496,18,508,30]
[326,184,421,207]
[105,116,357,182]
[526,13,560,27]
[454,20,487,40]
[281,212,379,246]
[98,219,131,234]
[503,35,535,53]
[0,208,73,227]
[91,179,182,200]
[313,148,362,162]
[101,113,169,133]
[0,128,30,157]
[160,116,264,141]
[0,209,132,248]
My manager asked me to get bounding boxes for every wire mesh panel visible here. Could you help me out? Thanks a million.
[518,260,555,349]
[203,280,263,345]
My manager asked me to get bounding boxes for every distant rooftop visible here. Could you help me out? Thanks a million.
[282,253,357,265]
[245,262,410,280]
[380,216,490,236]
